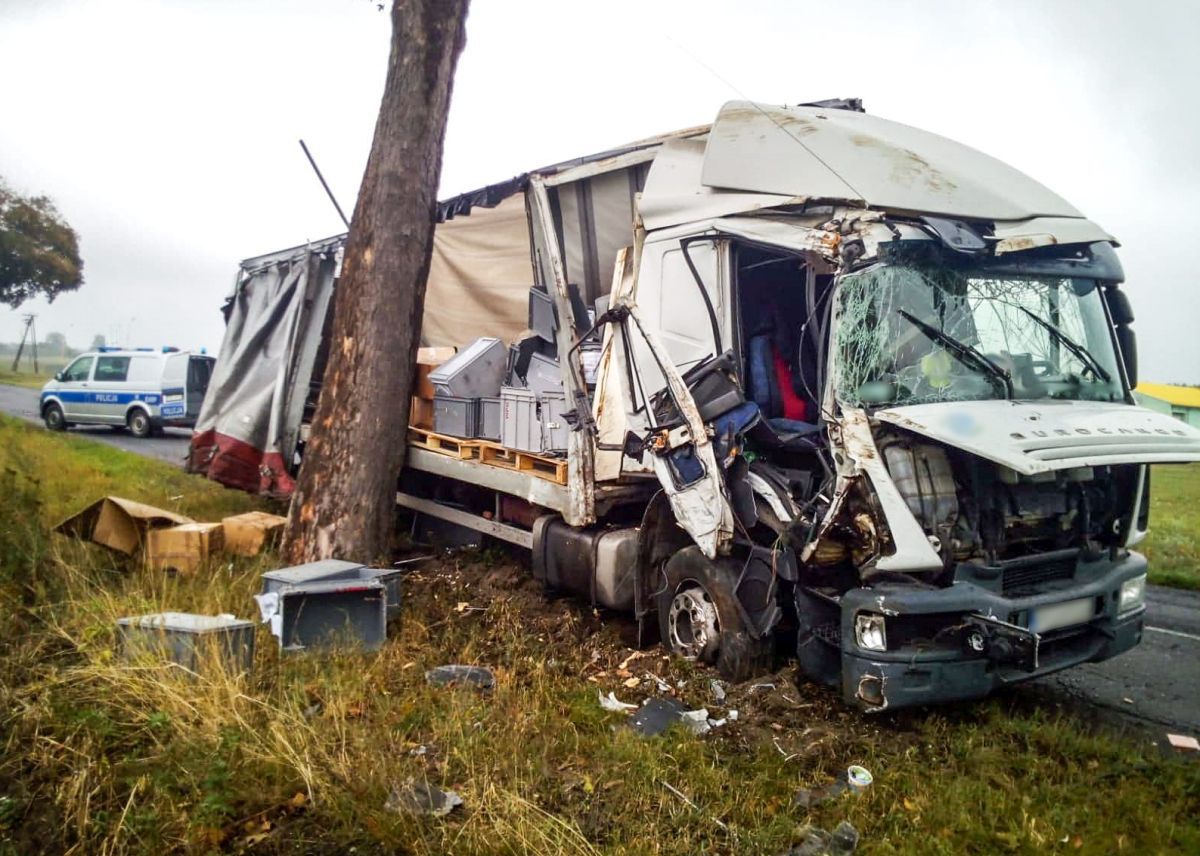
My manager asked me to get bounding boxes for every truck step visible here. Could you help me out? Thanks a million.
[407,427,482,460]
[478,442,568,485]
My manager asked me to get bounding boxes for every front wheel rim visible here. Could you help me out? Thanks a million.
[131,414,147,433]
[668,584,720,661]
[46,408,62,428]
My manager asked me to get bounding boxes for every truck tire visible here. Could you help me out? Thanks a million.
[43,402,67,431]
[127,409,152,439]
[656,546,773,683]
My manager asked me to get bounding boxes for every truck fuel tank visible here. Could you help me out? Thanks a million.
[532,517,637,611]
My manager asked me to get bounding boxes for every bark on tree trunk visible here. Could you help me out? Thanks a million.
[282,0,469,564]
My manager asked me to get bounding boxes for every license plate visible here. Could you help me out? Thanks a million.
[1031,597,1095,634]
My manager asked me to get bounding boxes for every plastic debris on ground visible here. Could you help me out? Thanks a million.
[598,690,638,712]
[794,766,873,809]
[783,821,860,855]
[1167,733,1200,752]
[384,780,464,817]
[628,698,721,737]
[710,679,727,703]
[425,664,495,689]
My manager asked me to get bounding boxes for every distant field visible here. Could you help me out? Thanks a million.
[1143,463,1200,590]
[0,368,55,389]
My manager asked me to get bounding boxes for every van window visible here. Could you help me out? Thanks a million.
[126,356,160,384]
[162,354,187,385]
[62,356,94,382]
[95,356,131,382]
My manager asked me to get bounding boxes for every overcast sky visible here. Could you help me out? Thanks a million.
[1,0,1197,382]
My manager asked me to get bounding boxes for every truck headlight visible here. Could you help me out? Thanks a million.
[1119,574,1146,615]
[855,613,887,652]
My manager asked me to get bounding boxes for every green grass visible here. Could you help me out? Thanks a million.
[1,414,1199,854]
[1142,463,1200,590]
[0,368,56,389]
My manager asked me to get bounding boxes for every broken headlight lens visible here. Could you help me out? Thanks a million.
[854,613,887,652]
[1118,574,1146,615]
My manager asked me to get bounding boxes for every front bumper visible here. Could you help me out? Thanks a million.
[836,551,1147,711]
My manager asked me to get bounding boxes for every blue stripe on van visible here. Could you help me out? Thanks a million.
[46,391,162,405]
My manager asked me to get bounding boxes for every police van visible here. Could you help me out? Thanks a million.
[40,347,215,438]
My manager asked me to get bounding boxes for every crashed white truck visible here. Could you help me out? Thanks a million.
[190,99,1200,711]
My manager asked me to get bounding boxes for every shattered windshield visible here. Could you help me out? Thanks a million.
[833,257,1125,408]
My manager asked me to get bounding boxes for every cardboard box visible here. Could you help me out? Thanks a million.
[222,511,288,557]
[410,395,434,429]
[55,496,193,555]
[146,522,225,574]
[414,346,457,400]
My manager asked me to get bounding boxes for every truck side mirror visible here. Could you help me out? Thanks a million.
[1115,325,1137,389]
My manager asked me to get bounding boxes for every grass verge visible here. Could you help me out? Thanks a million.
[0,369,55,389]
[0,414,1198,854]
[1142,463,1200,590]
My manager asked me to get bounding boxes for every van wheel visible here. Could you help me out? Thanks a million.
[43,403,66,432]
[656,546,773,683]
[127,409,152,438]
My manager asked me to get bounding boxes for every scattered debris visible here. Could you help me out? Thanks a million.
[628,698,715,737]
[598,690,638,712]
[221,510,287,557]
[710,679,727,703]
[617,650,650,671]
[623,676,641,689]
[846,765,873,793]
[644,672,672,693]
[660,780,729,831]
[750,682,776,693]
[384,780,463,817]
[783,821,860,855]
[425,664,495,689]
[727,709,739,721]
[1167,733,1200,752]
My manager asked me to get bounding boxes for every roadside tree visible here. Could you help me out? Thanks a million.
[0,181,83,308]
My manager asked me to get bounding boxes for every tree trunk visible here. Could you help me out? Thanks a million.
[282,0,469,564]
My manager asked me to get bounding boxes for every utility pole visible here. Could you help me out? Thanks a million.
[11,314,37,373]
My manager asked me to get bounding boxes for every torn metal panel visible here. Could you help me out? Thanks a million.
[702,101,1083,221]
[874,399,1200,476]
[527,177,596,526]
[834,409,942,573]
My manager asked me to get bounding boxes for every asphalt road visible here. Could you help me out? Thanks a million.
[1,381,1197,737]
[0,382,192,466]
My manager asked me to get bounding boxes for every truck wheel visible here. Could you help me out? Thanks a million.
[43,403,66,431]
[656,546,773,683]
[127,409,152,438]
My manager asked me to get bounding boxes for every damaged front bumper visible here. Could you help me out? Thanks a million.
[836,552,1147,711]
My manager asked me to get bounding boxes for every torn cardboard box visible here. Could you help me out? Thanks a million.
[414,346,457,400]
[55,496,193,555]
[146,522,225,574]
[222,511,288,557]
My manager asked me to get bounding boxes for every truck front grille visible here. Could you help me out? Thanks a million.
[1001,555,1077,596]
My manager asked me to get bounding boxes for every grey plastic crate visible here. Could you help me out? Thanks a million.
[428,336,506,398]
[261,559,365,596]
[478,397,501,441]
[262,560,365,595]
[117,612,256,675]
[279,579,387,652]
[525,351,563,395]
[433,395,479,438]
[528,287,555,343]
[540,388,570,454]
[501,386,541,452]
[360,567,403,617]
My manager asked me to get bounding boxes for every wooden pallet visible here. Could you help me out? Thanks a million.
[478,442,568,485]
[408,427,481,460]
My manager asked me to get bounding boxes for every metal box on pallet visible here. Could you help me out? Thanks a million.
[524,351,563,395]
[261,559,365,596]
[428,336,506,398]
[117,612,256,675]
[478,397,501,441]
[500,386,541,452]
[433,395,479,439]
[278,579,387,652]
[539,388,570,453]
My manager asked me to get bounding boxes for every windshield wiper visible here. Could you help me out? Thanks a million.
[898,309,1014,399]
[1016,306,1112,383]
